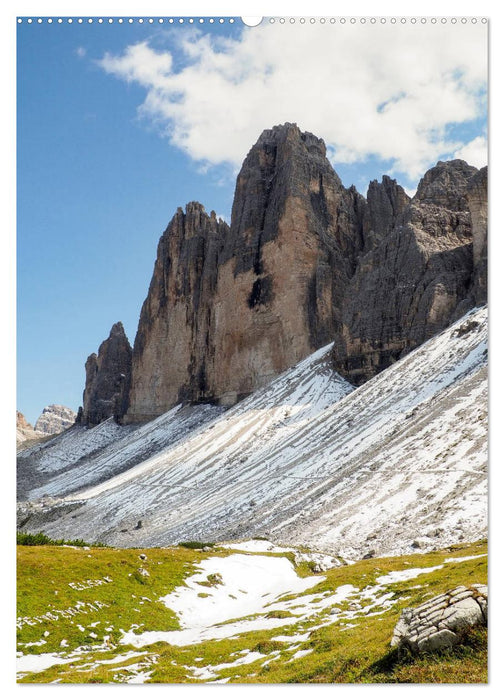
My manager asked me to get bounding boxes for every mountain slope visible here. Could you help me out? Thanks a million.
[18,306,487,559]
[17,405,224,502]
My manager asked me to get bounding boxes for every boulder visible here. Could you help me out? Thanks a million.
[391,585,487,654]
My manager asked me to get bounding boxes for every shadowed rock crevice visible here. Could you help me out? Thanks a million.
[248,275,273,309]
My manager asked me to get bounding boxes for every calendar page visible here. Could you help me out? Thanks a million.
[16,13,488,685]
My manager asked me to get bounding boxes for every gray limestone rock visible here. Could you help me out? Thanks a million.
[124,123,366,422]
[466,166,488,306]
[391,585,487,654]
[78,322,132,426]
[418,629,458,652]
[124,203,230,422]
[16,411,40,447]
[332,160,486,385]
[34,405,76,436]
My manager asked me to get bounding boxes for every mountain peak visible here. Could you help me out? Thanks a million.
[414,159,479,210]
[79,322,133,427]
[34,405,76,436]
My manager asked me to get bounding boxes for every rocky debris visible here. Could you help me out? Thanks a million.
[293,551,341,572]
[454,319,480,338]
[78,322,132,427]
[34,405,76,436]
[22,306,487,552]
[362,550,376,560]
[391,585,487,653]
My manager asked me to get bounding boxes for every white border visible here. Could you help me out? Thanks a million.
[3,1,501,697]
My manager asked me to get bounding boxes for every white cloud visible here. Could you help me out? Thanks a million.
[98,22,487,182]
[75,46,87,58]
[454,136,488,169]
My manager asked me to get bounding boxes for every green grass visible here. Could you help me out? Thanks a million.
[17,544,203,658]
[17,539,487,684]
[17,531,107,547]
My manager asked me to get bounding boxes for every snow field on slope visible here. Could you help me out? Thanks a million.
[20,404,225,500]
[23,308,487,559]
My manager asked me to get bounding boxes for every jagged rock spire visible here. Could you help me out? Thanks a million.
[78,321,132,426]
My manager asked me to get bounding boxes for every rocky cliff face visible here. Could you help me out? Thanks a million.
[332,160,485,384]
[34,405,76,436]
[81,123,487,424]
[17,405,77,448]
[362,175,411,251]
[124,123,366,422]
[78,322,132,426]
[125,204,229,422]
[467,166,488,306]
[202,123,365,407]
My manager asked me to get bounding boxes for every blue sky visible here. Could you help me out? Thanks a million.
[17,19,241,424]
[17,17,488,424]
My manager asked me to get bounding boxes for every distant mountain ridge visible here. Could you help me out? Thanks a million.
[17,405,76,448]
[34,405,77,436]
[76,123,487,426]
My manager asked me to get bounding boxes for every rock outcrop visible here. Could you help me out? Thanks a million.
[78,322,132,426]
[34,405,76,436]
[332,160,484,384]
[124,123,366,422]
[391,585,487,654]
[362,175,410,251]
[467,166,488,306]
[16,411,39,447]
[125,204,230,422]
[79,123,487,425]
[204,123,365,407]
